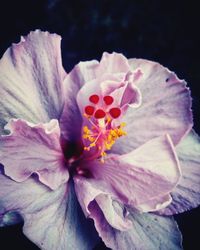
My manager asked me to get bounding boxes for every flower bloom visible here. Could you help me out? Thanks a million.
[0,30,200,250]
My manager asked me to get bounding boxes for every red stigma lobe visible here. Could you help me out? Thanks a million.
[89,94,99,104]
[103,95,114,105]
[94,109,106,119]
[109,107,121,118]
[85,105,95,116]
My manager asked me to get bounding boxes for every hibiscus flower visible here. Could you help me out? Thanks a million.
[0,30,200,250]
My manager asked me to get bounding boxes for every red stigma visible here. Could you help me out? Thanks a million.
[89,94,99,104]
[85,105,95,116]
[109,107,121,118]
[103,95,114,105]
[94,109,106,119]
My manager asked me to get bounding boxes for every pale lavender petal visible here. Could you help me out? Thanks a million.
[0,171,99,249]
[0,30,66,134]
[136,194,172,213]
[74,176,132,231]
[66,52,129,90]
[89,200,182,250]
[74,52,131,118]
[120,81,142,109]
[96,52,130,75]
[68,59,99,86]
[0,119,68,190]
[85,135,180,212]
[112,59,193,154]
[158,130,200,215]
[76,74,125,116]
[59,59,103,141]
[109,69,142,109]
[76,72,141,125]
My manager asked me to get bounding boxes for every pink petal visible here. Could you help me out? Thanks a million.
[85,135,181,212]
[158,130,200,215]
[112,59,193,154]
[0,30,66,134]
[0,171,99,249]
[74,176,132,231]
[0,119,68,190]
[89,200,182,250]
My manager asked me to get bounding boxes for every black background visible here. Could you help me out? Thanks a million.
[0,0,199,249]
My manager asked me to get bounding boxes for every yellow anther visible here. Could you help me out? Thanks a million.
[120,122,126,128]
[90,142,96,147]
[83,113,90,119]
[83,126,90,133]
[103,122,127,153]
[101,151,107,157]
[84,146,90,151]
[107,134,112,142]
[83,122,126,163]
[110,130,117,137]
[100,151,107,163]
[83,126,97,143]
[106,116,112,123]
[105,144,111,150]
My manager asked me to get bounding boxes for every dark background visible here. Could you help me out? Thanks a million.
[0,0,199,249]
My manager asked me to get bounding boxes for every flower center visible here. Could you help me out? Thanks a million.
[82,94,126,162]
